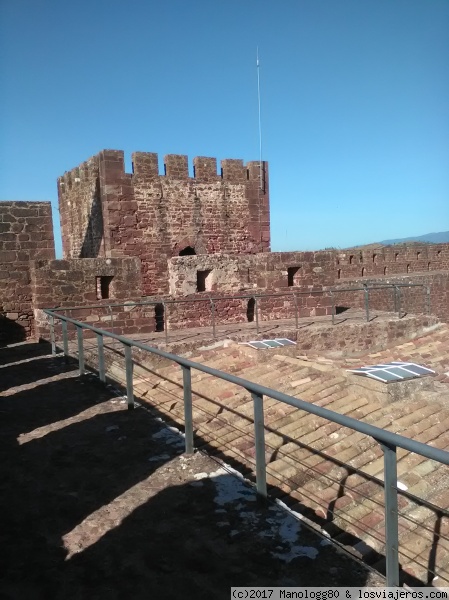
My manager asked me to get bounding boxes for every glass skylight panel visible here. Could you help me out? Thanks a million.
[372,370,404,382]
[241,338,296,350]
[347,361,434,383]
[246,341,270,349]
[276,339,296,346]
[379,369,406,380]
[402,364,434,376]
[263,340,283,348]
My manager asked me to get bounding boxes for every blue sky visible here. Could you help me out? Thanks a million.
[1,0,448,257]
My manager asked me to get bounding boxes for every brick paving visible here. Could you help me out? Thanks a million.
[0,342,386,599]
[74,316,449,586]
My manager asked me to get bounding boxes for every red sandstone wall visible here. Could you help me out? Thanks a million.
[30,257,143,339]
[0,201,55,344]
[58,150,270,296]
[57,155,103,259]
[38,288,332,342]
[336,244,449,280]
[162,251,335,329]
[140,288,332,332]
[332,273,449,323]
[332,244,449,323]
[168,251,335,296]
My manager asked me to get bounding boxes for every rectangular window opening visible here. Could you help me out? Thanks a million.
[287,266,301,287]
[197,269,213,292]
[96,276,114,300]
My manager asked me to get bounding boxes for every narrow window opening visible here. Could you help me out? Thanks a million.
[246,169,250,180]
[428,262,431,271]
[395,252,399,261]
[197,269,212,292]
[247,298,255,322]
[373,254,377,263]
[179,246,196,256]
[287,266,300,287]
[417,251,421,259]
[96,276,114,300]
[437,250,441,258]
[384,266,387,275]
[407,264,411,273]
[155,303,164,332]
[361,267,366,277]
[337,269,341,279]
[349,255,354,265]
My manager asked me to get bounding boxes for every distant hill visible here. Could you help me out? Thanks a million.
[380,231,449,245]
[343,231,449,251]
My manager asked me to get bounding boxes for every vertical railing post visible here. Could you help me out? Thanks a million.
[123,343,134,410]
[330,291,335,325]
[49,315,56,355]
[76,326,85,376]
[182,365,194,455]
[97,333,105,383]
[396,286,402,319]
[252,391,267,497]
[210,298,216,340]
[164,301,169,344]
[292,292,298,329]
[364,286,370,322]
[380,441,400,587]
[61,320,69,363]
[255,297,260,335]
[108,305,114,334]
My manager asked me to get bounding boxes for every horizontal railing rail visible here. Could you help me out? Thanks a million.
[44,307,447,587]
[51,282,431,343]
[52,282,429,312]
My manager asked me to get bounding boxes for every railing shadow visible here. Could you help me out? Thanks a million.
[1,350,376,598]
[79,343,443,588]
[0,354,78,393]
[0,355,182,597]
[0,340,52,366]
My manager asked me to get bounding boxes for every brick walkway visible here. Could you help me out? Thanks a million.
[76,319,449,587]
[0,342,385,599]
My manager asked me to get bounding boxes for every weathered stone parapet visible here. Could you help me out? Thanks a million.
[0,201,55,344]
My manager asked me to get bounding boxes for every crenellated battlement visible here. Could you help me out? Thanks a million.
[59,150,268,185]
[58,155,100,190]
[58,148,271,293]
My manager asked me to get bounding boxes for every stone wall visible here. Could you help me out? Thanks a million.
[0,201,55,344]
[336,244,449,280]
[160,289,332,331]
[160,251,336,329]
[30,257,143,339]
[168,251,335,296]
[332,273,449,323]
[57,155,103,259]
[58,150,271,296]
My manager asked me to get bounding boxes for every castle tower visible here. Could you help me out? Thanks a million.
[58,150,270,295]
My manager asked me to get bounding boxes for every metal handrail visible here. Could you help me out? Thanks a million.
[51,282,431,342]
[44,308,449,587]
[52,282,429,312]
